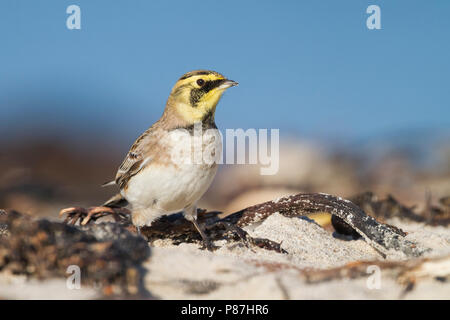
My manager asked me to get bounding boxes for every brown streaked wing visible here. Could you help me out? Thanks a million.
[115,130,155,190]
[115,154,146,190]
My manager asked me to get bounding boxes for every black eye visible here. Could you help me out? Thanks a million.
[197,79,205,86]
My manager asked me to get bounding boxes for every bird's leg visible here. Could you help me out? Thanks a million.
[191,217,214,250]
[184,204,214,250]
[59,206,131,226]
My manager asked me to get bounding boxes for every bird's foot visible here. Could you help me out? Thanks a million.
[199,238,217,251]
[213,221,252,247]
[210,221,287,254]
[189,217,217,251]
[59,206,131,226]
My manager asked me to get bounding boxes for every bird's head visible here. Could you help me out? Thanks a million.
[166,70,238,124]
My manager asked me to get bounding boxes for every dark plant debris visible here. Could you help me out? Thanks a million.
[0,210,151,297]
[61,192,428,257]
[351,191,450,226]
[137,192,427,257]
[2,191,437,296]
[331,191,450,239]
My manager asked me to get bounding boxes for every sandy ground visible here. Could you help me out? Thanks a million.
[143,214,450,299]
[1,212,448,299]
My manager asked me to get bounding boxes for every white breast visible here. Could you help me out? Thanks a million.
[123,128,222,214]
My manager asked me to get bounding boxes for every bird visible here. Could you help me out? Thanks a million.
[60,70,238,248]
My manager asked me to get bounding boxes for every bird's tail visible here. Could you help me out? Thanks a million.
[101,180,116,187]
[103,193,128,208]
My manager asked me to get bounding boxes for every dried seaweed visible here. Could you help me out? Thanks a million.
[0,211,151,297]
[301,255,450,297]
[141,192,427,257]
[350,192,449,225]
[331,192,450,240]
[0,191,436,298]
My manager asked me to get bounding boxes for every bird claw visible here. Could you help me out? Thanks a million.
[59,206,131,226]
[199,239,217,251]
[209,221,287,254]
[214,221,251,245]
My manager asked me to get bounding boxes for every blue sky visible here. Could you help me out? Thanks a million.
[1,0,449,146]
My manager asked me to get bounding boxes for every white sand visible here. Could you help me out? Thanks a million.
[142,213,450,299]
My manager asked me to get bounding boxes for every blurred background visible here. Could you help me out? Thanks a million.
[1,0,449,218]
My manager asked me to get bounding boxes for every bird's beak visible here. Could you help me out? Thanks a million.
[218,79,238,90]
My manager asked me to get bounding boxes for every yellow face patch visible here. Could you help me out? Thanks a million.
[169,71,230,123]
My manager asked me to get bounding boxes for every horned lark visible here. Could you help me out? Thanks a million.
[61,70,237,247]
